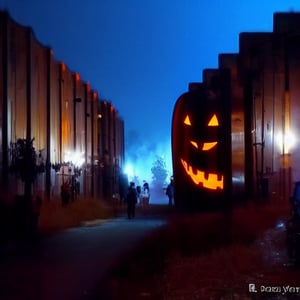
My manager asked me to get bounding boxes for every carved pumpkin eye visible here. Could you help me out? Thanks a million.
[184,114,219,151]
[184,115,191,126]
[208,114,219,126]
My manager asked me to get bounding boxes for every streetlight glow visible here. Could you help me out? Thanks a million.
[64,151,85,167]
[276,130,296,154]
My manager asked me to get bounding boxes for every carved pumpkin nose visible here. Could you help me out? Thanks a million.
[190,140,218,151]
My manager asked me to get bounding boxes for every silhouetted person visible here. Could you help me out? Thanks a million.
[142,182,150,208]
[136,185,142,205]
[126,182,137,219]
[166,178,174,206]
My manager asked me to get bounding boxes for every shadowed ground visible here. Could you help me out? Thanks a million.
[0,205,172,300]
[1,202,300,300]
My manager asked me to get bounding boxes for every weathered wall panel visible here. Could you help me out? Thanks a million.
[7,19,28,143]
[49,56,60,164]
[0,11,125,199]
[31,35,47,154]
[61,64,74,159]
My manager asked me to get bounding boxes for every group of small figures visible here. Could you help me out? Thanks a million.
[125,181,150,219]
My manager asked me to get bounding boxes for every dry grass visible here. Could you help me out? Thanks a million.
[161,204,300,300]
[161,244,262,300]
[97,202,300,300]
[38,196,118,234]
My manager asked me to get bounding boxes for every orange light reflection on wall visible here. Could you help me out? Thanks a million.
[61,62,66,72]
[62,119,69,147]
[93,92,97,101]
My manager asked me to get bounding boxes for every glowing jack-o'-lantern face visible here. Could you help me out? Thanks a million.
[181,113,224,190]
[172,79,231,210]
[172,86,226,205]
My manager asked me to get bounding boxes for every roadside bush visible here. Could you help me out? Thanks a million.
[39,196,116,234]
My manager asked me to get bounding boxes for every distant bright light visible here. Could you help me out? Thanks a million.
[125,150,172,185]
[124,139,173,204]
[64,151,85,167]
[124,163,134,179]
[276,221,285,229]
[276,131,296,154]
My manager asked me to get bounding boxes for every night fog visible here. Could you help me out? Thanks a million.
[125,129,172,203]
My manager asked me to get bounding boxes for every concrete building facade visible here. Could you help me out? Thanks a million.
[172,12,300,207]
[0,11,125,202]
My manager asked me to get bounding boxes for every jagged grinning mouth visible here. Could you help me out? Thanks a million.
[181,158,224,190]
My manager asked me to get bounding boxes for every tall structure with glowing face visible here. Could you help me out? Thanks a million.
[172,85,230,211]
[181,113,224,189]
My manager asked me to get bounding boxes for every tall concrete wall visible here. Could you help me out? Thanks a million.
[0,11,124,201]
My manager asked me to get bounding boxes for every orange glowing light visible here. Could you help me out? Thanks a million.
[208,114,219,126]
[184,115,191,126]
[190,141,198,149]
[202,142,218,151]
[61,62,66,72]
[181,158,224,190]
[62,119,70,146]
[86,83,91,92]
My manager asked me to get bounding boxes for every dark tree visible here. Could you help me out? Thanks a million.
[151,156,168,187]
[10,138,40,236]
[12,138,37,183]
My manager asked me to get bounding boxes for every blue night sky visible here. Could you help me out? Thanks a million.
[1,0,300,184]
